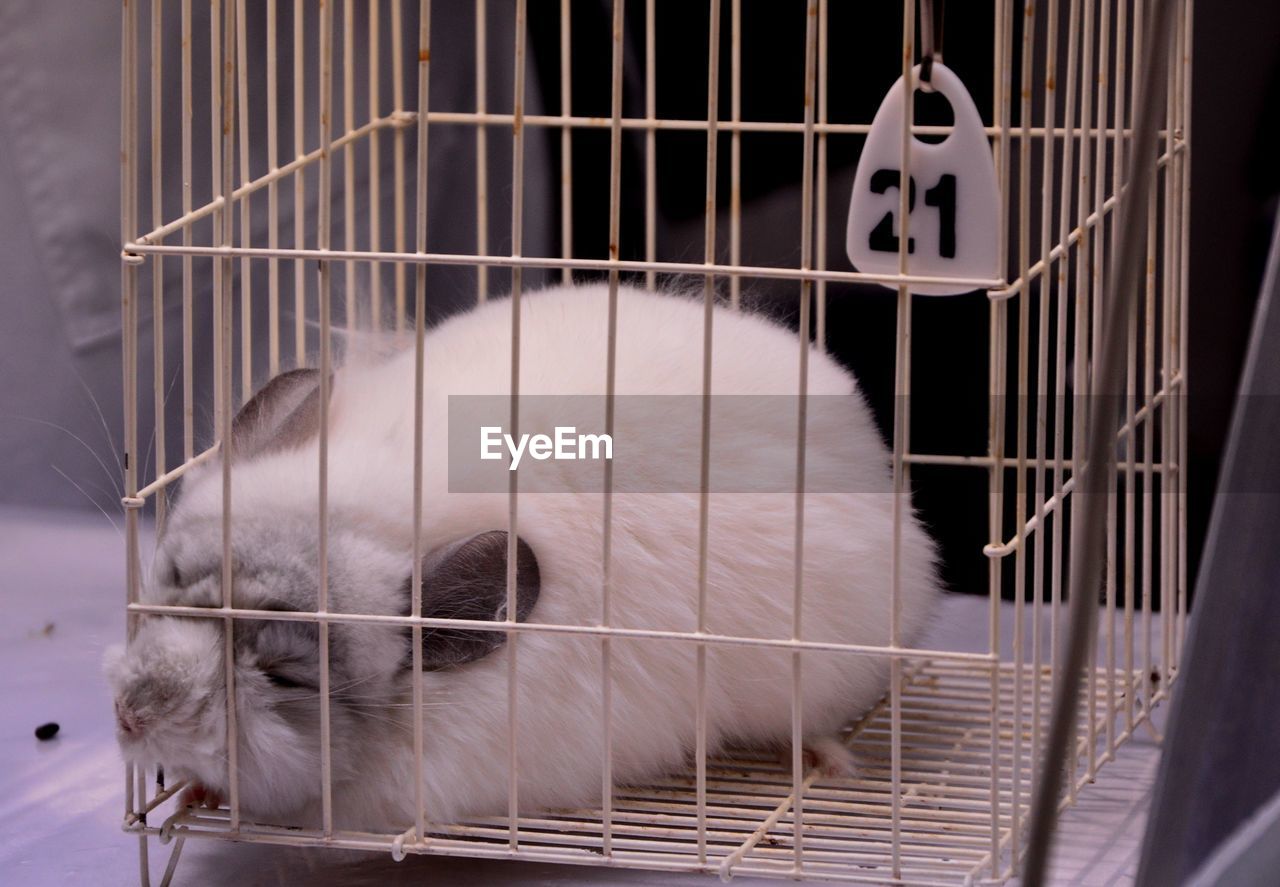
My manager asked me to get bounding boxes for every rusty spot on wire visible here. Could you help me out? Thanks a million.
[419,49,431,62]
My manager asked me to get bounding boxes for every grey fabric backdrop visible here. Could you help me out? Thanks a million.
[0,0,553,515]
[0,0,128,512]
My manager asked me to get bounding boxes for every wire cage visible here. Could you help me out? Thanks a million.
[118,0,1191,884]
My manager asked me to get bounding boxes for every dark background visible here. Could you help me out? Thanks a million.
[528,0,1280,602]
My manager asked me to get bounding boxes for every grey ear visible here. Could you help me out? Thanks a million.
[231,368,329,458]
[405,530,541,670]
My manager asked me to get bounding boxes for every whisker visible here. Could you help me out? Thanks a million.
[52,465,123,539]
[72,370,125,480]
[141,362,183,487]
[55,469,122,507]
[4,415,123,499]
[345,710,416,737]
[267,672,392,702]
[337,701,466,710]
[268,694,420,737]
[272,694,462,710]
[325,671,389,695]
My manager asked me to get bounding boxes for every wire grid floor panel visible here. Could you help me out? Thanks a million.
[146,661,1149,885]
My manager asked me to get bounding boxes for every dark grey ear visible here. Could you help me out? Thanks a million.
[231,368,329,458]
[405,530,541,670]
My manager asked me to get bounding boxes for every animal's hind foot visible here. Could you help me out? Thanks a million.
[782,736,857,779]
[177,783,223,809]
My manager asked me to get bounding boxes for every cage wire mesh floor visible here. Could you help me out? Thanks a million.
[151,660,1163,885]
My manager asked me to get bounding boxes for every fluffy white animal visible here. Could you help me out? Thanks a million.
[106,283,941,828]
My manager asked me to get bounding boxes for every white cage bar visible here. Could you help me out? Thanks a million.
[119,1,1191,884]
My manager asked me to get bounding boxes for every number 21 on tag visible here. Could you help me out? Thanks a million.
[846,63,999,296]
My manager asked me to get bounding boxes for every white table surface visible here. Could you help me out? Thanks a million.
[0,505,1163,886]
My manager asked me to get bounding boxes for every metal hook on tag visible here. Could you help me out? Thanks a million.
[919,0,945,92]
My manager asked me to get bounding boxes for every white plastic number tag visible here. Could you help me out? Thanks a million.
[846,63,999,295]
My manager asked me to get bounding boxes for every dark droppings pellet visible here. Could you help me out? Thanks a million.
[34,722,59,741]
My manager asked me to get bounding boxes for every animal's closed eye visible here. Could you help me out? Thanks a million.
[165,557,217,589]
[264,670,312,691]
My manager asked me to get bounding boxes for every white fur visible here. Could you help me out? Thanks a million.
[106,284,941,829]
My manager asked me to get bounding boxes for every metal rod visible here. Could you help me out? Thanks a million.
[125,600,1001,663]
[599,0,627,859]
[123,241,1005,289]
[1021,2,1180,881]
[694,0,722,862]
[411,0,434,845]
[506,0,528,849]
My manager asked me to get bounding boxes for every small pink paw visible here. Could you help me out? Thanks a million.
[178,783,224,810]
[801,737,857,779]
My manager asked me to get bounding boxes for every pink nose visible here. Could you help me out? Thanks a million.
[115,700,142,736]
